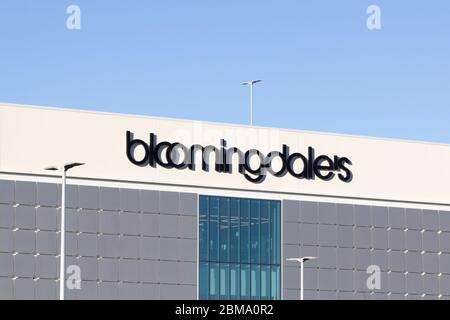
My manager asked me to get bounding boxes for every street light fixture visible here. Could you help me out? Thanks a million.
[45,162,85,300]
[241,80,262,126]
[286,256,318,300]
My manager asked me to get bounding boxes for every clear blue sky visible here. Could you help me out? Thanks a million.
[0,1,449,143]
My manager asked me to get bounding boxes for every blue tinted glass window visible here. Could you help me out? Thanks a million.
[240,264,250,300]
[230,199,240,263]
[250,265,260,300]
[209,262,219,300]
[209,197,219,262]
[261,265,271,300]
[199,262,209,300]
[219,198,230,262]
[230,264,240,299]
[270,201,281,265]
[219,263,229,300]
[271,266,280,300]
[199,196,281,300]
[250,200,260,264]
[240,199,250,264]
[260,200,270,265]
[199,196,209,261]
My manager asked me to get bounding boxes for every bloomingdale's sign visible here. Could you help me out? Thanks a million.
[126,131,353,184]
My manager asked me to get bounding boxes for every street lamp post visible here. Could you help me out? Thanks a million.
[45,162,85,300]
[286,256,318,300]
[241,80,262,126]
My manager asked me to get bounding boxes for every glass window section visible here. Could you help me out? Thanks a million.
[199,196,209,261]
[209,197,220,262]
[219,263,229,300]
[270,266,280,300]
[230,264,240,299]
[219,198,230,262]
[230,199,240,263]
[240,199,250,264]
[260,200,270,265]
[270,201,281,265]
[250,265,260,300]
[250,200,260,264]
[209,263,219,300]
[261,265,271,300]
[199,262,209,300]
[240,264,250,300]
[199,196,281,300]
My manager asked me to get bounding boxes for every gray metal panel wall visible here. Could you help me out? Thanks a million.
[0,180,198,300]
[283,200,450,300]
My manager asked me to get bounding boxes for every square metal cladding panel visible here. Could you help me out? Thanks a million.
[337,204,353,226]
[15,181,36,206]
[354,205,371,227]
[0,181,14,204]
[300,201,318,224]
[318,202,337,225]
[318,224,337,247]
[337,225,353,248]
[283,200,299,223]
[37,183,58,207]
[372,206,388,228]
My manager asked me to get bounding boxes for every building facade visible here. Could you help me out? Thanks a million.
[0,103,450,300]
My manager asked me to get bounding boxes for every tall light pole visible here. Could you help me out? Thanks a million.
[241,80,262,126]
[286,256,318,300]
[45,162,85,300]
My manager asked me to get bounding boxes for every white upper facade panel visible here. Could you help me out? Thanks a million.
[1,103,449,206]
